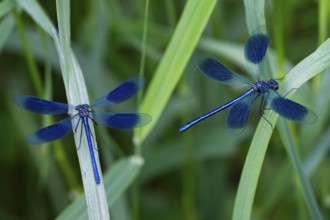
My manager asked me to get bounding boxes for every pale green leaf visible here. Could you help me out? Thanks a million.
[134,0,218,145]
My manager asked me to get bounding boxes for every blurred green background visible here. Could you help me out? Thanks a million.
[1,0,329,219]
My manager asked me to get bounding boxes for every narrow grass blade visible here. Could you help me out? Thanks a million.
[244,0,266,32]
[232,112,277,220]
[17,0,110,218]
[232,2,270,218]
[134,0,218,145]
[233,39,330,220]
[304,127,330,176]
[15,0,57,37]
[56,1,109,219]
[318,0,329,44]
[272,0,286,76]
[277,119,323,220]
[279,39,330,94]
[254,125,330,218]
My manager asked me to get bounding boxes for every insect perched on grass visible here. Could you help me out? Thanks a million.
[179,29,317,135]
[14,77,151,184]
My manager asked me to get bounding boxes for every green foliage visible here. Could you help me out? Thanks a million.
[1,0,330,219]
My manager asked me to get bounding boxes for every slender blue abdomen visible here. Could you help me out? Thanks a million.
[82,117,101,185]
[178,88,255,133]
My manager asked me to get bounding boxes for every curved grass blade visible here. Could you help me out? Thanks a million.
[233,38,330,220]
[135,0,218,145]
[244,0,266,33]
[198,57,251,86]
[26,117,72,144]
[92,112,152,129]
[92,76,145,108]
[17,0,110,218]
[15,0,57,37]
[267,90,317,124]
[277,119,324,220]
[13,95,68,114]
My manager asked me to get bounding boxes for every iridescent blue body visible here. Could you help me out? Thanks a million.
[75,104,101,184]
[179,29,317,134]
[14,77,151,184]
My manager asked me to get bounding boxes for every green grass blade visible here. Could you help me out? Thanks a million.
[304,128,330,176]
[318,0,329,44]
[56,1,109,219]
[233,38,330,220]
[134,0,218,145]
[272,0,285,76]
[244,0,266,31]
[16,0,110,218]
[135,0,150,156]
[56,156,144,220]
[14,0,78,190]
[232,1,268,218]
[279,39,330,93]
[277,119,323,220]
[138,0,149,78]
[232,114,277,220]
[13,9,44,95]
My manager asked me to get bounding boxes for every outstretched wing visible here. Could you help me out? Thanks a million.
[267,90,317,124]
[226,92,258,135]
[244,27,269,79]
[198,58,251,86]
[13,95,68,115]
[91,76,145,108]
[92,112,151,129]
[244,33,269,64]
[26,117,73,144]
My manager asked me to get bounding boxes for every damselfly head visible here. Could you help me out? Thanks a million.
[75,104,90,117]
